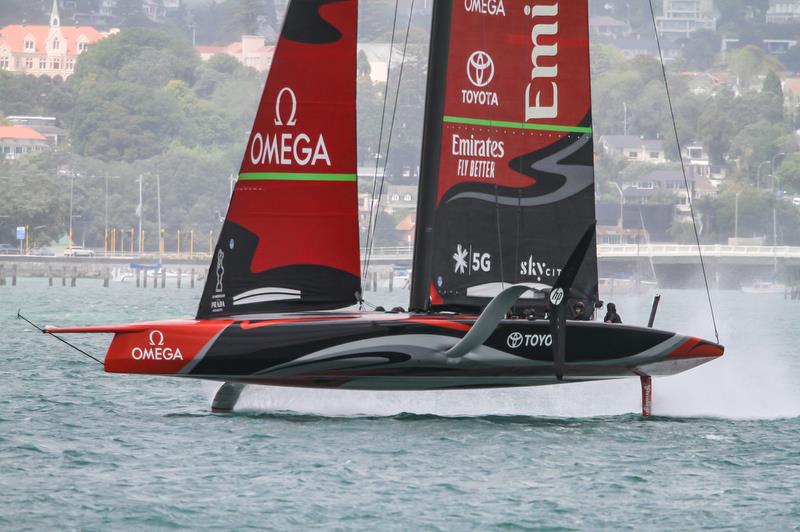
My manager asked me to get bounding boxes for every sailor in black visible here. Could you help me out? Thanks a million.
[604,302,622,324]
[572,301,592,321]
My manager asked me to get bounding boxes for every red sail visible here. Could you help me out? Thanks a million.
[198,0,360,318]
[412,0,598,312]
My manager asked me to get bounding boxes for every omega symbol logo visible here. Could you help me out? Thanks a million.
[467,51,495,88]
[549,287,564,307]
[507,332,524,349]
[274,87,297,126]
[149,330,165,347]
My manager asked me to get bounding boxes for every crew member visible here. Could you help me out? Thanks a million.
[572,301,591,321]
[604,302,622,324]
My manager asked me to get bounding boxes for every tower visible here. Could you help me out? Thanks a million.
[50,0,60,28]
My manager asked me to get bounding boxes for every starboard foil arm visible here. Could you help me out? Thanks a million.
[211,382,246,413]
[444,285,531,359]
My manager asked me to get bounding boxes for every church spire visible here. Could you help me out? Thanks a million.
[50,0,60,28]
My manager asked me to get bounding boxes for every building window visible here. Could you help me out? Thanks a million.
[391,194,400,201]
[66,60,74,70]
[25,57,33,69]
[0,57,8,69]
[53,38,59,50]
[649,151,660,159]
[78,41,88,52]
[39,58,47,69]
[52,59,60,70]
[628,151,638,158]
[25,39,35,50]
[403,193,412,202]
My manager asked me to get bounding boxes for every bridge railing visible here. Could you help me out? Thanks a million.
[598,244,800,258]
[361,245,800,261]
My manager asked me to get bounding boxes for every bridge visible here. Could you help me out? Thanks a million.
[362,245,800,266]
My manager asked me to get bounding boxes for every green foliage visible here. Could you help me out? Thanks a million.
[69,82,184,161]
[723,45,784,88]
[776,154,800,195]
[698,187,800,244]
[0,71,75,117]
[71,29,200,87]
[0,153,69,246]
[682,30,722,71]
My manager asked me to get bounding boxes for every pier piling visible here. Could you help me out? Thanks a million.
[0,264,5,286]
[11,264,17,286]
[177,268,182,289]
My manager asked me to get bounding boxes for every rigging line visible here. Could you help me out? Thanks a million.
[17,311,104,366]
[648,0,720,344]
[363,0,401,287]
[362,0,416,282]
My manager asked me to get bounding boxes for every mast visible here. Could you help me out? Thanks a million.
[410,0,452,312]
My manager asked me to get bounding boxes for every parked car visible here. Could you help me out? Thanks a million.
[0,243,20,255]
[64,246,95,257]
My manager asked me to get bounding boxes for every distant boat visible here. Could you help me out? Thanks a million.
[741,281,785,294]
[43,0,722,417]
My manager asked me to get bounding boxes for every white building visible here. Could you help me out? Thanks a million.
[656,0,717,38]
[767,1,800,23]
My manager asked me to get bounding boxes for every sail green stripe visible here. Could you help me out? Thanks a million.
[443,115,592,134]
[238,172,357,182]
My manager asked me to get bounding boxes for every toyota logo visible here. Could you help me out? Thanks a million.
[149,330,165,346]
[467,51,495,88]
[507,332,523,349]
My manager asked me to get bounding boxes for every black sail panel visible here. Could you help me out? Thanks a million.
[411,0,598,313]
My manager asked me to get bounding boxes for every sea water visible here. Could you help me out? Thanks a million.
[1,279,799,529]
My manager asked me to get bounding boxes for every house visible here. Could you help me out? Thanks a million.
[767,1,800,23]
[394,213,415,246]
[589,16,630,38]
[764,39,798,55]
[785,78,800,122]
[386,185,417,209]
[608,36,659,59]
[6,116,66,146]
[599,135,668,164]
[623,168,717,216]
[196,36,275,72]
[0,0,114,79]
[0,126,50,160]
[143,0,181,22]
[655,0,717,38]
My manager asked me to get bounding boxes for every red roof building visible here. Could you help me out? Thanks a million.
[0,125,50,160]
[197,36,275,73]
[0,0,115,79]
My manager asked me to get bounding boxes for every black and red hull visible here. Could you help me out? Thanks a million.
[47,313,723,391]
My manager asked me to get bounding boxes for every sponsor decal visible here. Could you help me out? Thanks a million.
[249,86,331,167]
[463,51,499,108]
[524,2,559,121]
[507,332,553,349]
[520,254,561,282]
[464,0,506,16]
[549,287,564,306]
[131,330,184,361]
[211,249,226,312]
[507,332,523,349]
[453,244,492,275]
[451,134,504,179]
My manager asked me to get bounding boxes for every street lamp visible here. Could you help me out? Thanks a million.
[734,190,742,243]
[756,160,770,190]
[610,181,625,229]
[771,152,786,195]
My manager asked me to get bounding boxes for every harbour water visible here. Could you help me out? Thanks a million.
[2,280,799,529]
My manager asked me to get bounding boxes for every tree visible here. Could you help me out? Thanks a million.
[682,29,722,71]
[725,45,785,89]
[71,28,200,88]
[776,153,800,195]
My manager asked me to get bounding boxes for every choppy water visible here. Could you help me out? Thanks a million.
[2,279,799,529]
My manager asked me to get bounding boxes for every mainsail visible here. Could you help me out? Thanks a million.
[411,0,598,313]
[198,0,360,318]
